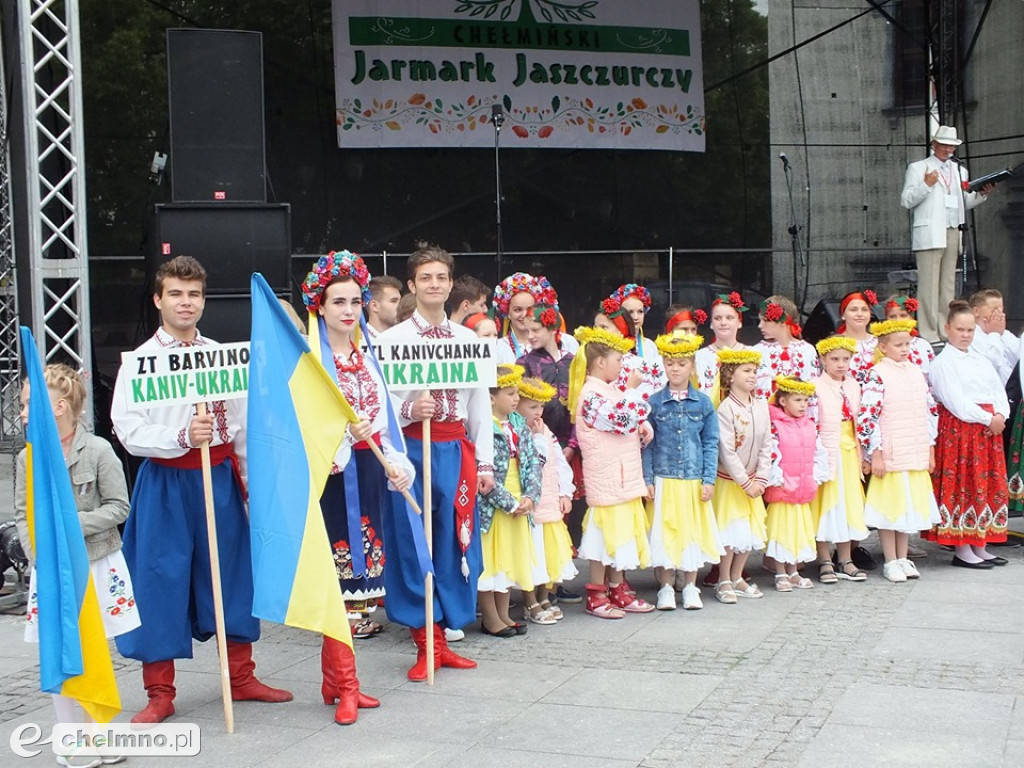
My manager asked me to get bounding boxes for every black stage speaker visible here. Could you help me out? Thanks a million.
[197,293,287,343]
[167,29,266,203]
[151,204,291,294]
[803,299,885,345]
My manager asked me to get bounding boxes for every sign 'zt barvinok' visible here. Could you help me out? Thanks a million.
[332,0,705,151]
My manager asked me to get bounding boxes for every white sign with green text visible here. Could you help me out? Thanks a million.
[332,0,704,151]
[120,343,250,410]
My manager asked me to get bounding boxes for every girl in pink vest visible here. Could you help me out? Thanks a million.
[857,319,940,583]
[809,336,869,582]
[713,348,772,603]
[569,326,654,618]
[753,295,821,401]
[924,300,1010,567]
[694,292,749,405]
[516,377,577,622]
[765,376,829,592]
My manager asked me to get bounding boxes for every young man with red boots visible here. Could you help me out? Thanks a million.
[111,256,292,724]
[378,245,494,680]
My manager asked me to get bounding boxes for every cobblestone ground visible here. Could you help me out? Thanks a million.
[3,537,1022,767]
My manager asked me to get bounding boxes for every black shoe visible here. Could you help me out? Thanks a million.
[950,556,995,570]
[510,621,528,635]
[990,539,1022,548]
[851,545,878,571]
[480,622,516,638]
[983,555,1008,566]
[554,586,582,604]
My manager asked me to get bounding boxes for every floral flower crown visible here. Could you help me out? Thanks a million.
[530,304,561,329]
[870,318,916,337]
[712,292,749,313]
[759,299,802,339]
[518,377,557,404]
[885,295,919,314]
[655,332,704,358]
[302,251,372,312]
[815,335,858,356]
[774,376,815,397]
[608,283,652,313]
[531,275,560,312]
[716,348,762,366]
[666,308,707,333]
[573,325,634,354]
[492,272,536,318]
[495,364,525,389]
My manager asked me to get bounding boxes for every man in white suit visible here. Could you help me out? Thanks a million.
[900,125,993,342]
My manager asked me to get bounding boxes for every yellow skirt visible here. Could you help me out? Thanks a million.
[864,469,940,534]
[810,422,868,543]
[542,521,578,584]
[648,477,723,570]
[479,510,536,592]
[765,501,818,564]
[578,498,651,570]
[712,478,767,552]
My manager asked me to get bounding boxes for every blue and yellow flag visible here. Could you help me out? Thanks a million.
[19,327,120,723]
[246,275,356,646]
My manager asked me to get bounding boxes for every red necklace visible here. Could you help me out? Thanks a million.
[334,347,364,374]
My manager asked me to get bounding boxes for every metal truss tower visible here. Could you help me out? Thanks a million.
[16,0,94,423]
[931,0,961,125]
[0,21,21,445]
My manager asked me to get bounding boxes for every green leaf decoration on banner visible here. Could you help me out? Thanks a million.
[552,95,560,112]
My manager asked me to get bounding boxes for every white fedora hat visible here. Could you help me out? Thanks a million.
[932,125,963,146]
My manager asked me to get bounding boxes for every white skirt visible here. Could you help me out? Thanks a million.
[25,550,141,643]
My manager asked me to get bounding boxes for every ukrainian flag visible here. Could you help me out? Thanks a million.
[247,275,355,645]
[19,327,120,723]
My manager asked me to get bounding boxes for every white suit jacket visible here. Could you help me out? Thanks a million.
[900,157,986,251]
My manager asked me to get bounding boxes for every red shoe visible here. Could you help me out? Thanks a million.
[584,583,624,619]
[607,581,655,613]
[433,623,477,670]
[227,641,293,703]
[320,636,379,725]
[406,626,438,682]
[131,660,176,726]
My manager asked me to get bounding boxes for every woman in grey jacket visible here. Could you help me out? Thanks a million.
[16,363,135,767]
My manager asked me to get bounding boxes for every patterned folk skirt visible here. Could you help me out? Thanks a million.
[923,405,1009,546]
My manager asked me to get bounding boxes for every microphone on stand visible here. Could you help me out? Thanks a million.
[491,103,505,131]
[779,152,791,170]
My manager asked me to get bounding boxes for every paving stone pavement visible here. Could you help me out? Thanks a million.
[1,429,1021,768]
[3,524,1023,768]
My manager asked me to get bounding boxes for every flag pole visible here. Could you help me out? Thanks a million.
[198,401,235,732]
[363,440,423,516]
[422,397,434,685]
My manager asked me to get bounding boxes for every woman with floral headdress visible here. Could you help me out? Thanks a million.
[493,273,578,364]
[694,292,748,405]
[882,295,934,373]
[302,251,415,724]
[609,283,661,364]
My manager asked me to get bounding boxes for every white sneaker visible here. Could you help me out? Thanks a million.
[444,627,465,642]
[656,584,677,610]
[882,560,907,583]
[681,583,703,610]
[899,558,920,579]
[56,754,102,768]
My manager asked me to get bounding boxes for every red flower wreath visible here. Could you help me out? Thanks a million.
[905,297,919,312]
[601,297,621,315]
[863,289,878,306]
[540,307,558,327]
[763,302,784,322]
[694,308,708,324]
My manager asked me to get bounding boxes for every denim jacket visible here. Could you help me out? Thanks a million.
[642,384,719,486]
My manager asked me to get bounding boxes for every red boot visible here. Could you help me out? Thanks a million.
[406,626,437,682]
[320,636,380,725]
[434,624,476,671]
[585,582,624,619]
[607,581,655,613]
[131,660,176,725]
[227,641,293,702]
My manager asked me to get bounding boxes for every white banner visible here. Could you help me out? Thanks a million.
[120,343,250,410]
[332,0,705,151]
[373,333,497,389]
